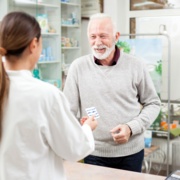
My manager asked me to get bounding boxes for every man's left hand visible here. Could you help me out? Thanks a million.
[110,124,132,144]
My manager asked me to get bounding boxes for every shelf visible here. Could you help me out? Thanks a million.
[0,0,62,88]
[42,33,60,36]
[60,0,81,67]
[61,2,80,6]
[61,24,80,28]
[62,47,80,50]
[13,0,59,8]
[38,60,61,64]
[148,129,169,134]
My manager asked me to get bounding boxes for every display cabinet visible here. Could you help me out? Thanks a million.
[115,1,180,175]
[117,32,172,175]
[0,0,62,89]
[60,0,81,87]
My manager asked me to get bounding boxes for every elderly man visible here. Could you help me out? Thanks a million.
[63,13,161,172]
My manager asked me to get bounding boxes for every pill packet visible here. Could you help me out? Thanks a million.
[85,107,100,120]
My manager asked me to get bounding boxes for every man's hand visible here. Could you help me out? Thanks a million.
[110,124,132,144]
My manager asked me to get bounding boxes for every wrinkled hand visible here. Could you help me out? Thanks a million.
[80,116,97,131]
[110,124,132,144]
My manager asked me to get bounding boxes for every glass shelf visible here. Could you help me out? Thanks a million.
[42,33,60,36]
[148,129,169,134]
[62,47,80,50]
[13,0,59,8]
[38,60,61,64]
[61,2,80,6]
[61,24,80,28]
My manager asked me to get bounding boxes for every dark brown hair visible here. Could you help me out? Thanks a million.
[0,11,41,140]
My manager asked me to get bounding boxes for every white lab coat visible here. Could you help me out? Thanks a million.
[0,70,94,180]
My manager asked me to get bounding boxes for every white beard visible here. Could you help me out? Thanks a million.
[92,43,116,60]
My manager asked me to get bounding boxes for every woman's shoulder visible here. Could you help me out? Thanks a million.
[31,78,62,99]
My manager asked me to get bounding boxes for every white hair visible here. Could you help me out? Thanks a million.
[87,13,117,36]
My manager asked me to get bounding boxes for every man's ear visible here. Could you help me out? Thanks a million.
[115,32,120,42]
[29,37,38,53]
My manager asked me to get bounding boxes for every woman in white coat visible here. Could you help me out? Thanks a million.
[0,12,97,180]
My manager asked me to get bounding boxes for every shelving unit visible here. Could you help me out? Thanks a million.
[60,0,81,87]
[0,0,62,89]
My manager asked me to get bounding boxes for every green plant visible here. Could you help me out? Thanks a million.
[116,41,131,53]
[155,60,162,75]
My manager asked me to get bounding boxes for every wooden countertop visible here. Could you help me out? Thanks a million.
[64,161,166,180]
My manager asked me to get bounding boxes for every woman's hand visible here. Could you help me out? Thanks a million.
[80,116,97,131]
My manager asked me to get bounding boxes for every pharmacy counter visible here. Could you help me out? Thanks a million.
[64,161,166,180]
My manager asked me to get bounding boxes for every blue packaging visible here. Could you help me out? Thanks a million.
[144,130,152,148]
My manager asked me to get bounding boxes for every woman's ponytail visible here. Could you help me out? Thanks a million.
[0,47,9,140]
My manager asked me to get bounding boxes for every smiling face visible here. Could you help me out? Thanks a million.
[88,17,119,61]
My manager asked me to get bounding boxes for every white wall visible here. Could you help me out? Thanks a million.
[81,19,91,55]
[104,0,129,34]
[103,0,118,27]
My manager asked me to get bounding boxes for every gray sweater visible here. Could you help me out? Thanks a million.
[63,51,161,157]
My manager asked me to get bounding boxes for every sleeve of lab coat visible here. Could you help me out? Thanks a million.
[44,90,94,161]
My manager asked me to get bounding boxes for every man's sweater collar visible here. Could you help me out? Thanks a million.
[94,45,120,66]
